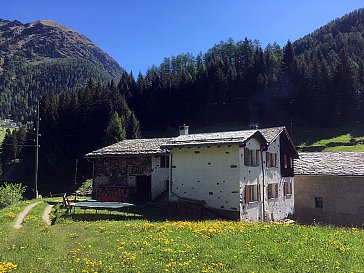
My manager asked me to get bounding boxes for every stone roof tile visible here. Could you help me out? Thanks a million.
[295,152,364,176]
[85,127,288,157]
[85,138,172,157]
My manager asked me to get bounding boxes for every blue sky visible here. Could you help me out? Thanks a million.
[1,1,363,74]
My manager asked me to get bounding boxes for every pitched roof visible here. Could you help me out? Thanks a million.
[85,138,172,158]
[259,127,285,143]
[161,129,266,148]
[85,126,292,157]
[295,152,364,176]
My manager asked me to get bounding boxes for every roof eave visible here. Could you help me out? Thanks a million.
[85,151,168,159]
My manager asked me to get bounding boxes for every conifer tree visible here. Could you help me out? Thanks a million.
[103,111,126,146]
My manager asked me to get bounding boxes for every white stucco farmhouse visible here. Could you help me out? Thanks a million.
[85,126,298,221]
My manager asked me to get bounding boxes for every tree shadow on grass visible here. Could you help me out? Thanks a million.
[62,204,220,223]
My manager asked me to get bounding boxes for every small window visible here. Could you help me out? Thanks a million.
[283,155,292,169]
[244,148,260,166]
[284,180,293,196]
[315,197,323,208]
[268,183,279,199]
[245,184,260,203]
[160,155,169,168]
[266,152,277,168]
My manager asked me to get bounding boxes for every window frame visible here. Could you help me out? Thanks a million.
[283,155,292,169]
[267,183,279,199]
[284,180,293,196]
[245,184,261,203]
[315,197,323,208]
[266,152,277,168]
[244,148,260,167]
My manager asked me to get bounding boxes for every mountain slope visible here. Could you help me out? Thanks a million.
[0,19,123,120]
[294,8,364,62]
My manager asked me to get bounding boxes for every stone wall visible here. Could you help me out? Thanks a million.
[92,155,169,201]
[295,175,364,226]
[93,156,152,195]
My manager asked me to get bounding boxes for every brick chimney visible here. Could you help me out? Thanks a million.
[179,124,189,135]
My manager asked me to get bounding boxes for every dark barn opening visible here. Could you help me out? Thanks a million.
[135,175,152,202]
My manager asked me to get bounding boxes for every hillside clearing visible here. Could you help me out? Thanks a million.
[1,200,364,272]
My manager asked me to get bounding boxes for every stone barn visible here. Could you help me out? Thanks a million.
[85,138,171,202]
[294,152,364,226]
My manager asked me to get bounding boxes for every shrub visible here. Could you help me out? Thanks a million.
[0,183,26,209]
[76,178,93,195]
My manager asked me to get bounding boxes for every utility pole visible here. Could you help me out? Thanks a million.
[74,159,78,191]
[34,101,40,198]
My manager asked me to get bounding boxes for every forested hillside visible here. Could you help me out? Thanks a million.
[0,80,141,193]
[0,19,123,121]
[126,9,364,133]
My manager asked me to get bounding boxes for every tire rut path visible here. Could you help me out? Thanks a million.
[14,202,41,229]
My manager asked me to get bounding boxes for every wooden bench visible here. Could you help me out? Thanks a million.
[62,194,75,215]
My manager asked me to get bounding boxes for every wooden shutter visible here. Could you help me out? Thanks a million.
[245,185,251,203]
[266,152,270,167]
[257,184,261,201]
[256,150,260,166]
[267,152,272,167]
[275,183,279,198]
[273,153,277,167]
[244,148,250,166]
[268,184,272,199]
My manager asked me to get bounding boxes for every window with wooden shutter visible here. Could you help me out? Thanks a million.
[244,148,260,166]
[266,152,277,168]
[245,184,260,203]
[284,180,292,196]
[268,183,279,199]
[283,155,292,169]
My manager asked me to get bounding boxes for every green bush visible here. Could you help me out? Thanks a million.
[0,182,26,208]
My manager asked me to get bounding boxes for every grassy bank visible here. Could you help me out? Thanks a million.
[294,125,364,152]
[1,201,364,272]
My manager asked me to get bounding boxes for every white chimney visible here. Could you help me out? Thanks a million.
[179,124,189,135]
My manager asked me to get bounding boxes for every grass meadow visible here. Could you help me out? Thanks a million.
[1,200,364,273]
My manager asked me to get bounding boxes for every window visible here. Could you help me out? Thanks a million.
[244,148,260,166]
[245,184,260,203]
[283,155,292,169]
[160,155,169,168]
[284,180,293,196]
[315,197,323,208]
[268,183,279,199]
[266,152,277,168]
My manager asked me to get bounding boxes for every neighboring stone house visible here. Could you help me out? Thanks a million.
[86,138,172,202]
[294,152,364,226]
[85,126,298,222]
